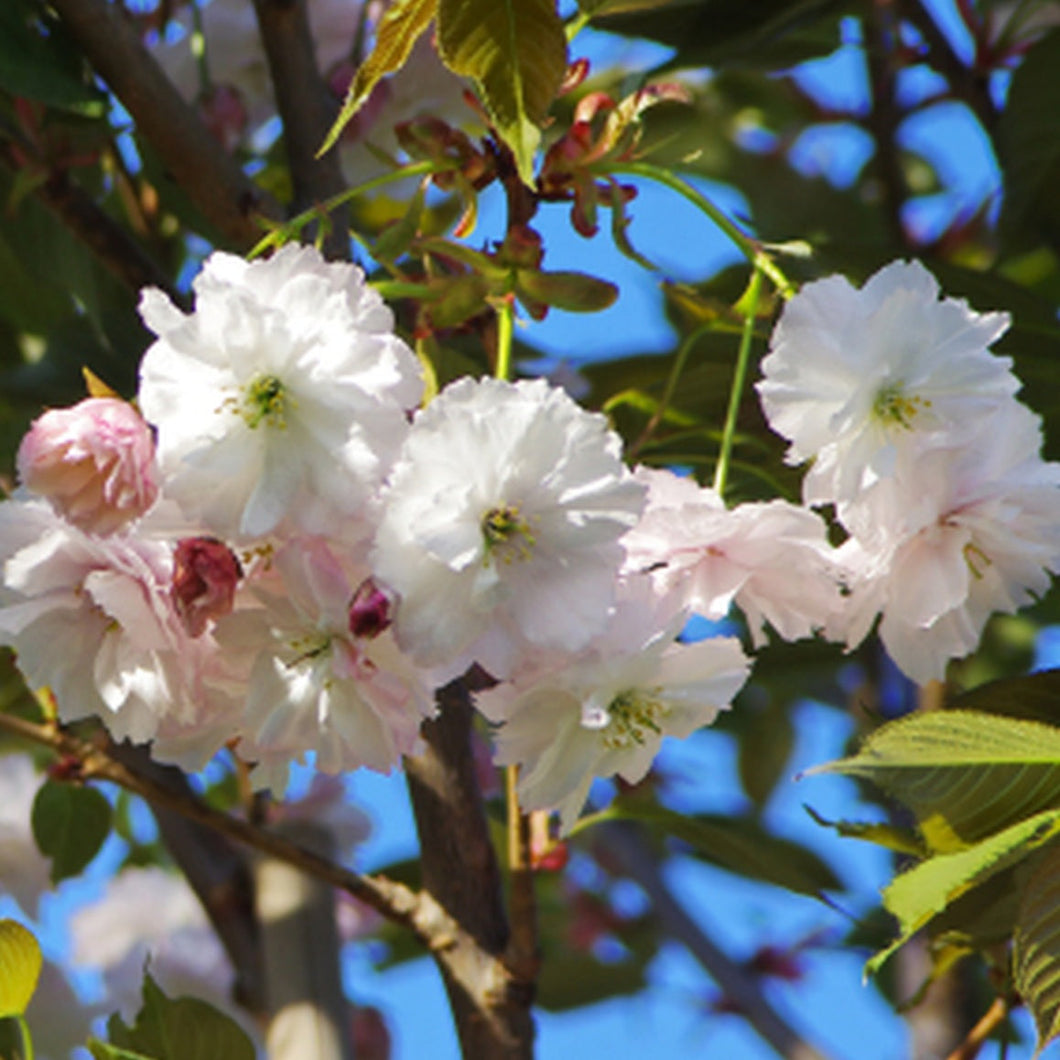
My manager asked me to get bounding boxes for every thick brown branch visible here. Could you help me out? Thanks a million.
[598,820,832,1060]
[48,0,280,249]
[405,681,537,1059]
[251,0,350,261]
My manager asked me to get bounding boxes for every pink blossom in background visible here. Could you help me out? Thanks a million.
[624,466,843,647]
[17,397,159,535]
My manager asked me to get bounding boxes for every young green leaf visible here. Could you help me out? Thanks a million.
[107,973,255,1060]
[1014,843,1060,1053]
[437,0,567,185]
[812,710,1060,853]
[0,920,42,1018]
[31,779,112,884]
[868,809,1060,977]
[319,0,438,157]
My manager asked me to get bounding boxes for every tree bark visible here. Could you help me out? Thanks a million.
[404,681,537,1059]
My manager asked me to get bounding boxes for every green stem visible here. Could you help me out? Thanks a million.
[713,266,764,500]
[600,161,795,298]
[494,294,515,382]
[628,322,713,461]
[248,159,444,258]
[16,1016,34,1060]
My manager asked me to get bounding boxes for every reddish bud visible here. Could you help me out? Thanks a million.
[348,579,393,640]
[172,537,242,637]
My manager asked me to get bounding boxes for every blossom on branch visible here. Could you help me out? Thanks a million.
[17,397,159,535]
[216,538,435,792]
[138,244,423,541]
[757,260,1018,506]
[623,467,843,646]
[477,578,750,833]
[371,377,646,678]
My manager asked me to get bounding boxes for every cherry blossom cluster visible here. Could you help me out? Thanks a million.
[758,260,1060,682]
[1,248,1056,832]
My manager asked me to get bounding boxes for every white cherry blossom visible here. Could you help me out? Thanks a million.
[477,578,750,832]
[138,244,422,541]
[757,260,1019,505]
[371,377,647,678]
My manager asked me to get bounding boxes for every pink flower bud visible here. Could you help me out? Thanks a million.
[348,578,393,640]
[17,397,159,534]
[171,537,242,637]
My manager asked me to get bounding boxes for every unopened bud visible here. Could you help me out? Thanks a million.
[172,537,242,637]
[348,579,393,640]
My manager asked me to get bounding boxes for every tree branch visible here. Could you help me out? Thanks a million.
[250,0,350,261]
[597,820,833,1060]
[0,137,185,307]
[405,680,537,1059]
[895,0,998,134]
[48,0,281,250]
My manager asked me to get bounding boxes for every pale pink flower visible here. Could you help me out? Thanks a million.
[371,377,646,679]
[0,499,236,757]
[624,467,843,647]
[17,397,159,534]
[477,578,750,832]
[216,538,435,792]
[833,402,1060,683]
[138,244,422,541]
[757,260,1018,505]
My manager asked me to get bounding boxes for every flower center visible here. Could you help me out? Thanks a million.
[600,689,666,750]
[285,631,331,667]
[481,504,536,564]
[242,374,289,429]
[872,384,931,429]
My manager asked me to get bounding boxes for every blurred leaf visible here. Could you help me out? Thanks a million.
[1014,843,1060,1052]
[321,0,438,157]
[997,29,1060,252]
[514,268,618,314]
[31,779,111,883]
[437,0,567,185]
[373,181,427,263]
[0,0,106,115]
[0,920,41,1018]
[803,806,925,857]
[947,668,1060,726]
[593,0,850,70]
[869,809,1060,976]
[815,710,1060,854]
[737,694,795,809]
[611,803,842,895]
[106,973,255,1060]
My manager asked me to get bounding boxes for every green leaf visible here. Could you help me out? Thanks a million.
[88,1041,156,1060]
[373,181,427,263]
[0,920,42,1018]
[107,974,255,1060]
[868,809,1060,977]
[737,695,795,810]
[319,0,438,157]
[998,29,1060,251]
[0,1,107,115]
[1014,843,1060,1052]
[31,780,112,884]
[813,710,1060,853]
[610,804,842,896]
[437,0,567,185]
[514,268,618,314]
[803,806,925,858]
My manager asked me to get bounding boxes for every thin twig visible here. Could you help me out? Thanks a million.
[597,820,833,1060]
[944,996,1009,1060]
[895,0,998,134]
[48,0,281,249]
